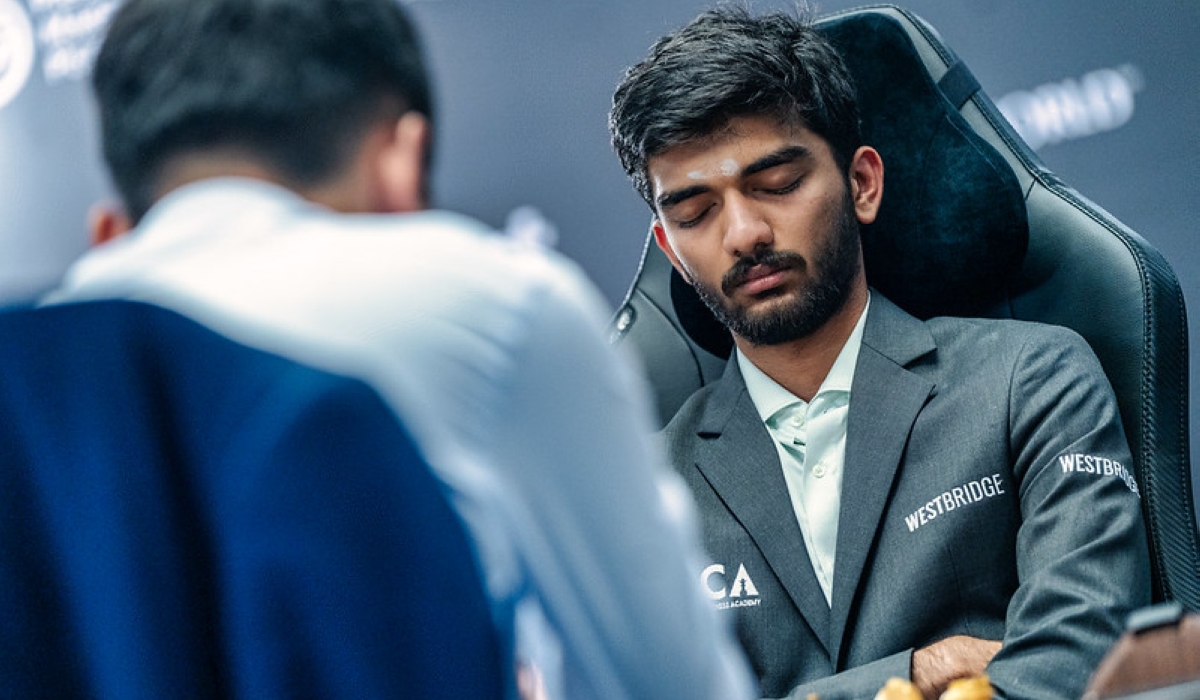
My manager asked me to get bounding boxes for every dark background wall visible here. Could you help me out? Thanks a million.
[1,0,1197,496]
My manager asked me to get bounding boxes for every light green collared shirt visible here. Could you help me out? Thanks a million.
[736,295,870,606]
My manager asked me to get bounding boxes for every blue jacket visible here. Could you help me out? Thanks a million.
[0,300,507,699]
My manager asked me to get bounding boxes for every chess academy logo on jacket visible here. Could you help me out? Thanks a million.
[702,563,761,610]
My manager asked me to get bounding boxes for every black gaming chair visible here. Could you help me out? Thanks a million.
[611,4,1198,609]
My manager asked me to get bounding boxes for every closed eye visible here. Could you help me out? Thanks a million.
[674,204,713,229]
[761,177,802,196]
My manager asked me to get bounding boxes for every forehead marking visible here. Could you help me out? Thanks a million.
[686,158,741,181]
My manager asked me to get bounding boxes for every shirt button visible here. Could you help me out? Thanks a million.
[812,463,827,478]
[790,415,805,428]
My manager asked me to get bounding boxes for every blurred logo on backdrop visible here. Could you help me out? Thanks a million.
[0,0,35,110]
[2,0,439,113]
[997,64,1144,151]
[27,0,119,84]
[0,0,121,111]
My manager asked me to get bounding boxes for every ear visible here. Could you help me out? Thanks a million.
[651,219,692,284]
[848,145,884,225]
[374,112,430,213]
[88,202,133,247]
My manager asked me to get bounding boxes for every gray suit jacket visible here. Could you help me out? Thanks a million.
[662,294,1151,700]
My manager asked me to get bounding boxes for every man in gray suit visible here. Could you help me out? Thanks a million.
[608,7,1150,700]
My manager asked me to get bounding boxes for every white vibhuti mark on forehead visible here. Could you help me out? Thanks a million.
[687,158,741,180]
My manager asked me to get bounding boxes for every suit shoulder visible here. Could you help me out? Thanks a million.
[660,378,730,453]
[663,382,718,432]
[924,314,1093,357]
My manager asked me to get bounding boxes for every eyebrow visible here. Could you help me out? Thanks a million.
[656,184,710,211]
[743,145,813,177]
[654,145,815,211]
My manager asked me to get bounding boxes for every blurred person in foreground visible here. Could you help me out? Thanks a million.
[608,7,1150,700]
[43,0,756,698]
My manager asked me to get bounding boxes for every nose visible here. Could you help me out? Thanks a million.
[722,193,773,258]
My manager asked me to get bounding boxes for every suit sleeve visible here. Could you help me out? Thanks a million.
[484,259,757,700]
[772,652,912,700]
[985,326,1151,700]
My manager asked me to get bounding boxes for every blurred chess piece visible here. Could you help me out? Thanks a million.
[871,675,993,700]
[875,677,924,700]
[939,675,992,700]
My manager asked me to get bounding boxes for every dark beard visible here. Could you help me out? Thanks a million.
[690,193,861,346]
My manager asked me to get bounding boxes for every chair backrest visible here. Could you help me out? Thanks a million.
[0,300,509,698]
[611,4,1198,609]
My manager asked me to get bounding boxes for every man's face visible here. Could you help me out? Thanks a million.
[648,115,866,346]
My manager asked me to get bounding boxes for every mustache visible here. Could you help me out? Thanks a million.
[721,249,807,296]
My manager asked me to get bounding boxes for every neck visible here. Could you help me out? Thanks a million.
[734,283,868,402]
[156,156,281,198]
[151,122,406,214]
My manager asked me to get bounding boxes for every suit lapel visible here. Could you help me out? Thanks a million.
[694,360,833,655]
[829,295,936,666]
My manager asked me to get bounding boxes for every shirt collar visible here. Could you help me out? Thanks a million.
[42,178,307,304]
[737,293,871,423]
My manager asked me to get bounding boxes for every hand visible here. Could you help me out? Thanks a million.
[911,635,1000,699]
